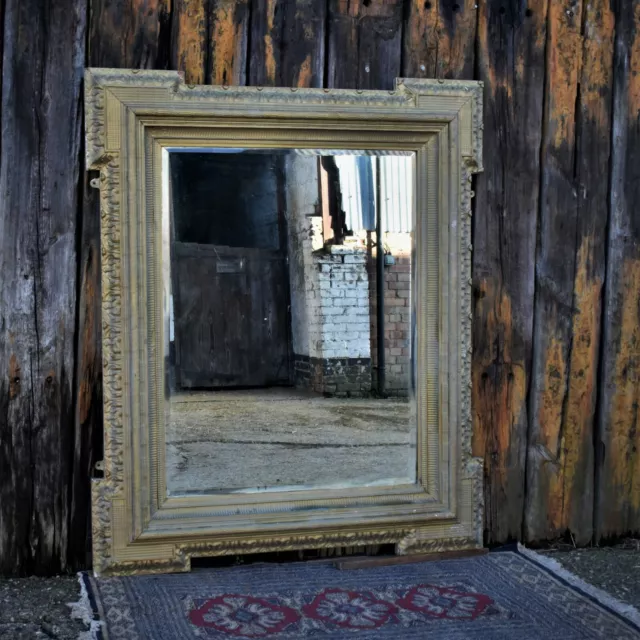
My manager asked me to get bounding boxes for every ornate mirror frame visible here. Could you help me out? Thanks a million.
[85,68,483,576]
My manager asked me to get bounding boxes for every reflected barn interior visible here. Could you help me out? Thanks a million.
[163,149,417,494]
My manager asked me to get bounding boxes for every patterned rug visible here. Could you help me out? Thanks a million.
[77,547,640,639]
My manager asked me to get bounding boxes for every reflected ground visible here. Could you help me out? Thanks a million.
[166,388,414,493]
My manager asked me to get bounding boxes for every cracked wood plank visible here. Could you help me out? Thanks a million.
[0,0,86,575]
[402,0,476,79]
[596,2,640,540]
[472,0,548,544]
[249,0,326,87]
[525,0,614,545]
[327,0,403,90]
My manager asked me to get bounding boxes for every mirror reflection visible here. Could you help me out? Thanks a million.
[163,148,416,494]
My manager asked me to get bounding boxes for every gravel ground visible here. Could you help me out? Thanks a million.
[540,540,640,610]
[1,542,638,638]
[0,576,85,639]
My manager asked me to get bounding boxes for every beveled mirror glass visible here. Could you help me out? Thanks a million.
[164,148,417,495]
[86,69,483,575]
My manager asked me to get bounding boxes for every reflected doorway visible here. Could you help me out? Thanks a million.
[169,152,292,389]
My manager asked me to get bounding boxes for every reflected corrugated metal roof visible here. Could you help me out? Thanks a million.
[335,155,414,233]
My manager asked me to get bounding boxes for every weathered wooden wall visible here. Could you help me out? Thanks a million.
[0,0,638,575]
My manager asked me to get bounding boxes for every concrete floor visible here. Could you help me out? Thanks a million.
[165,387,416,494]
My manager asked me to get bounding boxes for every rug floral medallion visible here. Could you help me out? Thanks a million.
[86,551,640,639]
[186,583,497,637]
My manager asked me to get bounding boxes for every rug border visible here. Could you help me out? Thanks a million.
[79,548,640,639]
[76,571,107,640]
[511,543,640,635]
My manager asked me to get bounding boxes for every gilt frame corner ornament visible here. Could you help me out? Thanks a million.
[85,67,484,576]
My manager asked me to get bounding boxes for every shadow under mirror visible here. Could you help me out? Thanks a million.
[162,148,417,495]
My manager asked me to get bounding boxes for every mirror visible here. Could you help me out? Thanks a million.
[85,69,483,575]
[163,149,417,495]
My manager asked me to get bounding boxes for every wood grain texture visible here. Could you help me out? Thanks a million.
[472,0,548,544]
[173,0,250,86]
[0,0,86,575]
[0,0,4,160]
[172,0,208,83]
[327,0,403,90]
[596,1,640,540]
[525,0,614,545]
[249,0,326,87]
[210,0,250,85]
[89,0,171,69]
[402,0,476,79]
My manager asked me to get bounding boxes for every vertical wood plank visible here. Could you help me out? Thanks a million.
[249,0,326,87]
[248,0,282,85]
[173,0,249,86]
[210,0,250,85]
[88,0,170,69]
[327,0,404,90]
[402,0,476,79]
[0,0,86,575]
[172,0,208,84]
[472,0,548,543]
[0,0,4,160]
[596,2,640,540]
[525,0,614,544]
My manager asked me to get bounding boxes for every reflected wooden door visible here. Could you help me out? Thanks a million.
[172,242,291,388]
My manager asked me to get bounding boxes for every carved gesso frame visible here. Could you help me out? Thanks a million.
[85,68,483,576]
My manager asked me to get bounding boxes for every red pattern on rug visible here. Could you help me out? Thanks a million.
[188,584,493,636]
[189,595,300,638]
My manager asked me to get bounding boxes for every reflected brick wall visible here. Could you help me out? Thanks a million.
[368,234,411,397]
